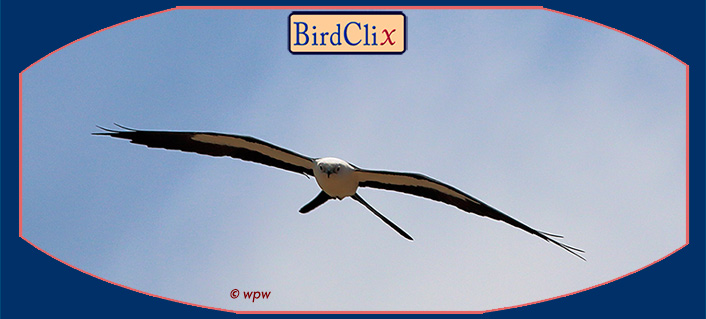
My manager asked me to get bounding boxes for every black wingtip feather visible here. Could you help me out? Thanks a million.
[113,123,137,131]
[475,203,584,260]
[539,231,564,239]
[93,124,134,136]
[93,125,118,135]
[544,236,586,261]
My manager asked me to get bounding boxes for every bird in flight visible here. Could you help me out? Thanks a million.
[95,124,584,260]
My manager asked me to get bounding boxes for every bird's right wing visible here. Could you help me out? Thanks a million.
[94,125,316,176]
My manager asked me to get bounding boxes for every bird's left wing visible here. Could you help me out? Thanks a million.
[355,169,584,260]
[95,125,315,176]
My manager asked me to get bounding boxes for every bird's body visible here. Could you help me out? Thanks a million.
[95,125,585,260]
[314,157,358,199]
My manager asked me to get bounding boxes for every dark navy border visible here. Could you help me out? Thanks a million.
[3,2,703,318]
[288,11,407,55]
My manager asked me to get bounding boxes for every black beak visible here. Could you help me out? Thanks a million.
[327,172,331,178]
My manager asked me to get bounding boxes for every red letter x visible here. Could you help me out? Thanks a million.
[381,29,396,45]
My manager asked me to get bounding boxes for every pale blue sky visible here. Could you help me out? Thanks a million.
[21,9,686,311]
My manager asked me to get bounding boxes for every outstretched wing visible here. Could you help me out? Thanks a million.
[94,125,315,176]
[355,169,585,260]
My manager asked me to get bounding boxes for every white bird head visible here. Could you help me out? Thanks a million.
[314,157,354,178]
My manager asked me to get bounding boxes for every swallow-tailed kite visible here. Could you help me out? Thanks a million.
[95,125,584,260]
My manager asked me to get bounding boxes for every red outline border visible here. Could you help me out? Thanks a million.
[18,5,690,314]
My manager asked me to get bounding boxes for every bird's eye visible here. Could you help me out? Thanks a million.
[335,166,341,172]
[319,165,324,171]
